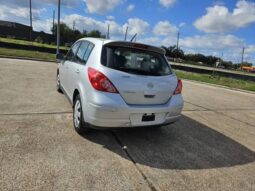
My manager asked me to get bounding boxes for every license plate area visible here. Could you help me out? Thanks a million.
[142,113,155,122]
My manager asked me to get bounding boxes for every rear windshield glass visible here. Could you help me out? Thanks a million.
[101,46,172,76]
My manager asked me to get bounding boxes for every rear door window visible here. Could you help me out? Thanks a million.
[83,44,94,63]
[101,46,171,76]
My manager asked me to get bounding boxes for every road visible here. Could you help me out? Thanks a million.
[0,58,254,191]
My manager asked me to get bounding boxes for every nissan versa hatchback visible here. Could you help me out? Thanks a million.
[56,38,184,134]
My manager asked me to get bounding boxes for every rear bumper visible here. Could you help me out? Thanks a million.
[84,94,184,128]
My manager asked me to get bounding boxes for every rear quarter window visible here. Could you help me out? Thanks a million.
[75,41,89,64]
[84,44,94,63]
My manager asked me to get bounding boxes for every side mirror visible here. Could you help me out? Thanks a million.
[56,53,65,63]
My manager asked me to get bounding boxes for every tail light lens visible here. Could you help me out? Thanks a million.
[173,79,182,95]
[88,67,118,93]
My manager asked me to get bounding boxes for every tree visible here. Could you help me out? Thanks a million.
[87,30,106,38]
[242,62,253,67]
[161,45,184,59]
[221,60,233,69]
[51,23,106,45]
[51,22,80,45]
[184,53,219,67]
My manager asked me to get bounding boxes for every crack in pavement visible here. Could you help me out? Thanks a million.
[184,101,255,128]
[111,131,158,191]
[110,131,194,191]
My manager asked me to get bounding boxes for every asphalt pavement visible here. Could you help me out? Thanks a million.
[0,58,254,191]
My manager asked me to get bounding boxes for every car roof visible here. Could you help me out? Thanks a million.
[79,37,165,55]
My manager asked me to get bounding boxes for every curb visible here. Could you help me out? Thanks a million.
[183,79,255,95]
[0,55,56,63]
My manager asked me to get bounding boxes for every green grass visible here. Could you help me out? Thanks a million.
[0,47,55,61]
[175,70,255,92]
[0,37,68,50]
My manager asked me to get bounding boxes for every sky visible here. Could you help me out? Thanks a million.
[0,0,255,64]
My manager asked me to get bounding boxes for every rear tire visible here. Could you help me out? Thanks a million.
[73,94,89,134]
[56,73,63,93]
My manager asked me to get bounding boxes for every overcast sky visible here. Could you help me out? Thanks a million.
[0,0,255,64]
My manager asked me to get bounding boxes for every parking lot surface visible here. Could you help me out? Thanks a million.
[0,58,255,191]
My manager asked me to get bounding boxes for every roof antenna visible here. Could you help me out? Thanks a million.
[130,33,137,42]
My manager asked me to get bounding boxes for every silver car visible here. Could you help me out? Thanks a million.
[56,38,183,134]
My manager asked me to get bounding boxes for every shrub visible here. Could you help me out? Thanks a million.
[34,36,43,44]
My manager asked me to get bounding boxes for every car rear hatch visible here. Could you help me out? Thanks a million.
[101,41,177,105]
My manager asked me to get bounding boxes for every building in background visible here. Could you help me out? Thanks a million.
[241,66,255,73]
[0,20,53,43]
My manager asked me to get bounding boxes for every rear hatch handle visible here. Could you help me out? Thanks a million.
[144,90,156,98]
[144,95,155,98]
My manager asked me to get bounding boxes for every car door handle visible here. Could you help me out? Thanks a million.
[76,69,80,73]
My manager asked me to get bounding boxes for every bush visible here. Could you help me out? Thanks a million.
[34,36,43,44]
[7,35,15,39]
[65,43,72,47]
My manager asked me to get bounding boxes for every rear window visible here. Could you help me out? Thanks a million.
[101,46,172,76]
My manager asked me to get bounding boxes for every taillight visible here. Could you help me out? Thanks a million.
[173,79,182,95]
[88,67,118,93]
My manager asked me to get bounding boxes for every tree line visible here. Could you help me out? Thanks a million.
[38,21,252,69]
[50,23,106,46]
[161,45,253,69]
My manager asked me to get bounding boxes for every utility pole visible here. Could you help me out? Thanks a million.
[56,0,61,54]
[176,31,180,51]
[73,20,76,31]
[52,10,55,35]
[241,47,245,70]
[107,24,110,39]
[29,0,33,42]
[241,47,245,64]
[124,26,128,41]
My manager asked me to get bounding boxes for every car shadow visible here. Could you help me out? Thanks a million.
[82,115,255,170]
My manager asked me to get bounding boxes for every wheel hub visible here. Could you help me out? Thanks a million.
[74,100,81,128]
